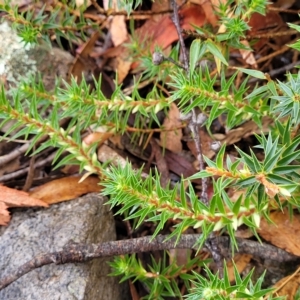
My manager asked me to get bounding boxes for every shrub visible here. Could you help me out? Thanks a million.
[0,0,299,298]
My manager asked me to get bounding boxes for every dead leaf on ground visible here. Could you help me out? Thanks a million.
[103,0,128,47]
[227,254,252,282]
[0,185,48,225]
[109,134,124,150]
[258,210,300,256]
[110,16,128,47]
[160,103,183,153]
[102,0,129,83]
[273,268,300,300]
[69,31,100,83]
[102,1,208,78]
[192,0,218,27]
[214,116,273,145]
[83,131,113,146]
[0,202,10,226]
[248,9,288,52]
[150,139,169,188]
[164,151,202,185]
[29,176,102,204]
[115,56,132,84]
[239,40,257,68]
[136,3,207,53]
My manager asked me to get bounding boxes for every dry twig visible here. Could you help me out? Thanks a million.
[0,234,297,291]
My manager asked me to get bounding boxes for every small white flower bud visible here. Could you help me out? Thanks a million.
[210,141,222,152]
[152,52,165,65]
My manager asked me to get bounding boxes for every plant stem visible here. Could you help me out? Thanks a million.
[170,0,208,204]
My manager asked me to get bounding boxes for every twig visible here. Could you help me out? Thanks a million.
[268,60,300,77]
[170,0,220,277]
[0,234,298,291]
[0,142,30,167]
[0,151,57,182]
[0,118,70,167]
[22,151,35,191]
[170,0,208,204]
[170,0,189,72]
[247,60,300,84]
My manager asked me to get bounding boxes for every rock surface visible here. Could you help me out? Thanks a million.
[0,20,73,90]
[0,193,128,300]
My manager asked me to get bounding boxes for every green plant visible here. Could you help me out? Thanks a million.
[0,0,299,298]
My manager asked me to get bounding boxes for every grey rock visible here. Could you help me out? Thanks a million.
[0,20,73,90]
[0,20,73,136]
[0,193,129,300]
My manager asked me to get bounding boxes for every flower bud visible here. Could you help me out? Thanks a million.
[210,141,221,152]
[152,52,165,65]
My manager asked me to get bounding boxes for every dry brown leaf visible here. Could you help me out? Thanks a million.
[29,176,102,204]
[248,10,287,52]
[239,40,257,68]
[69,31,100,83]
[135,3,207,53]
[110,15,128,47]
[192,0,230,27]
[150,139,169,188]
[0,185,48,207]
[0,202,11,226]
[273,268,300,300]
[215,116,273,145]
[164,151,202,185]
[83,132,113,146]
[103,1,207,78]
[102,0,128,82]
[227,254,252,282]
[0,185,48,225]
[109,134,124,150]
[160,103,183,153]
[61,164,82,175]
[103,0,128,46]
[258,210,300,256]
[116,56,132,84]
[193,0,218,27]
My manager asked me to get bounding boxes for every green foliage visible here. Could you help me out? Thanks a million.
[186,264,284,300]
[109,253,207,300]
[0,0,98,46]
[1,0,300,298]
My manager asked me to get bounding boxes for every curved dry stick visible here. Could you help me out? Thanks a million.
[170,0,208,204]
[0,234,298,291]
